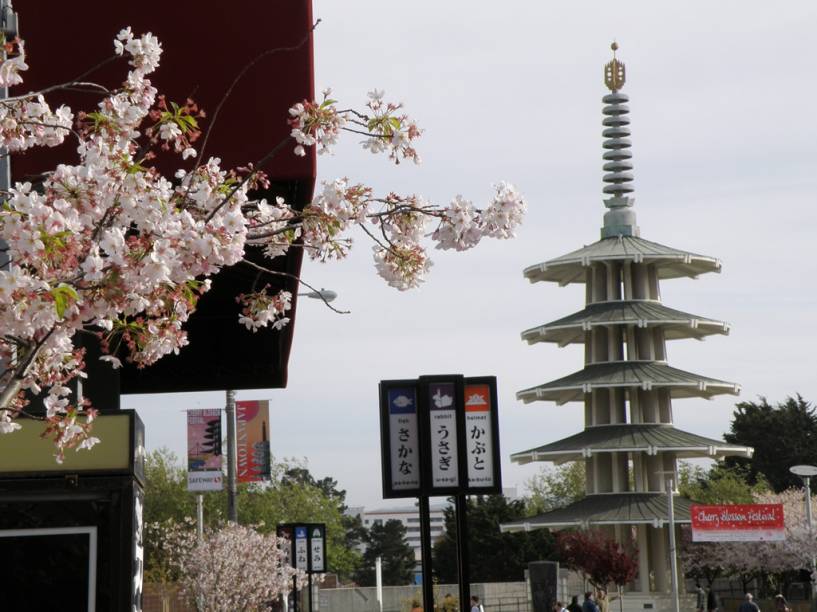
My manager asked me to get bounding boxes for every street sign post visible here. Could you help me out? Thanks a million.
[379,374,502,612]
[277,522,327,612]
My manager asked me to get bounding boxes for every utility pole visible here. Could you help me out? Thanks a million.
[667,477,680,612]
[225,389,237,522]
[790,465,817,612]
[196,494,204,538]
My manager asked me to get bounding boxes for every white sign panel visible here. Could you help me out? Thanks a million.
[465,383,495,488]
[428,382,459,488]
[186,471,223,492]
[387,386,420,491]
[310,526,325,572]
[294,526,309,571]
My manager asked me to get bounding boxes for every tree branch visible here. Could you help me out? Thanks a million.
[238,258,349,315]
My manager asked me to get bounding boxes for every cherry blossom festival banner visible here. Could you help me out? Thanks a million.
[187,409,223,492]
[236,400,272,483]
[691,504,785,542]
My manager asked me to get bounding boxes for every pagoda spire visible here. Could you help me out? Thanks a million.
[601,42,639,239]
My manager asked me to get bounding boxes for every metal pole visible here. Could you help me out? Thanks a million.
[225,389,238,522]
[667,477,680,612]
[455,493,471,612]
[376,556,383,612]
[0,3,18,386]
[418,495,435,612]
[292,575,299,612]
[307,573,313,612]
[196,494,204,539]
[0,1,16,197]
[806,477,816,611]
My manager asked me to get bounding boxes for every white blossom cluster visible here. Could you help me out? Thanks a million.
[680,488,817,579]
[0,30,249,457]
[0,23,527,455]
[154,520,307,610]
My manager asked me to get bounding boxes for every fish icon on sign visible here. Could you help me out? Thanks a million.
[393,395,413,408]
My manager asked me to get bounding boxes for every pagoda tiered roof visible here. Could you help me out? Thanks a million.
[511,423,752,464]
[522,300,729,346]
[523,235,721,286]
[499,493,693,531]
[517,361,740,405]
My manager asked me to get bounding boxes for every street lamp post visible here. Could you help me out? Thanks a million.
[298,288,338,303]
[790,465,817,612]
[223,288,338,524]
[658,470,680,612]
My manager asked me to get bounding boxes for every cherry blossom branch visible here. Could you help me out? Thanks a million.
[239,258,349,315]
[194,19,321,168]
[1,56,118,104]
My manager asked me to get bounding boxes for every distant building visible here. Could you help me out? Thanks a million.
[351,487,519,581]
[357,502,448,576]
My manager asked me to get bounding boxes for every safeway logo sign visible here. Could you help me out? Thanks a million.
[691,504,785,542]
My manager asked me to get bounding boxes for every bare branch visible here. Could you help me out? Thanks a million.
[239,258,350,315]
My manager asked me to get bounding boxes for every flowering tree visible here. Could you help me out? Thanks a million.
[680,489,817,595]
[0,25,526,457]
[557,529,638,610]
[153,519,305,611]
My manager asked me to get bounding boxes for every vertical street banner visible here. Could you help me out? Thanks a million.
[428,381,460,489]
[276,524,293,567]
[277,523,329,574]
[310,525,326,573]
[294,525,309,572]
[464,380,496,489]
[186,409,223,491]
[236,400,272,483]
[380,375,502,498]
[380,381,421,497]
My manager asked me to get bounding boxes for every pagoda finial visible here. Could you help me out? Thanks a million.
[605,41,626,93]
[600,42,639,238]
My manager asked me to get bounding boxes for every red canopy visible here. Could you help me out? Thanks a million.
[12,1,317,397]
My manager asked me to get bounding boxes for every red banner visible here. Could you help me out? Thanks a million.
[691,504,785,542]
[236,400,272,483]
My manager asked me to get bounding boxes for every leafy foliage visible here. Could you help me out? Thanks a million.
[557,530,638,589]
[525,462,586,514]
[158,520,305,611]
[354,519,416,586]
[724,395,817,491]
[432,495,557,583]
[677,461,769,504]
[143,449,361,583]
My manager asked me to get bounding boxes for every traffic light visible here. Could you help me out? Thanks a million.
[202,417,222,456]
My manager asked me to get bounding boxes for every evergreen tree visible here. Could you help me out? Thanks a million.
[432,495,557,583]
[724,395,817,491]
[354,519,416,586]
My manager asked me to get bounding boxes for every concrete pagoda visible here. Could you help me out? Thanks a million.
[501,45,753,594]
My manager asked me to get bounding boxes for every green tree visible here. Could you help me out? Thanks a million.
[677,461,769,504]
[143,449,360,583]
[525,462,586,514]
[724,395,817,491]
[354,519,416,586]
[432,496,557,583]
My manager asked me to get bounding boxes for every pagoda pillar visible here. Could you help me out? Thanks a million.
[636,525,650,592]
[649,525,670,592]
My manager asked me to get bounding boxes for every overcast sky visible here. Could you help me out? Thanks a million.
[129,0,817,509]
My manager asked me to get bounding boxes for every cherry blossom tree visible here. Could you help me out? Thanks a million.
[0,24,526,458]
[154,519,305,611]
[557,529,639,605]
[680,489,817,595]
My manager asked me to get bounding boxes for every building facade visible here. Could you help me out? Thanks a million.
[501,46,753,594]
